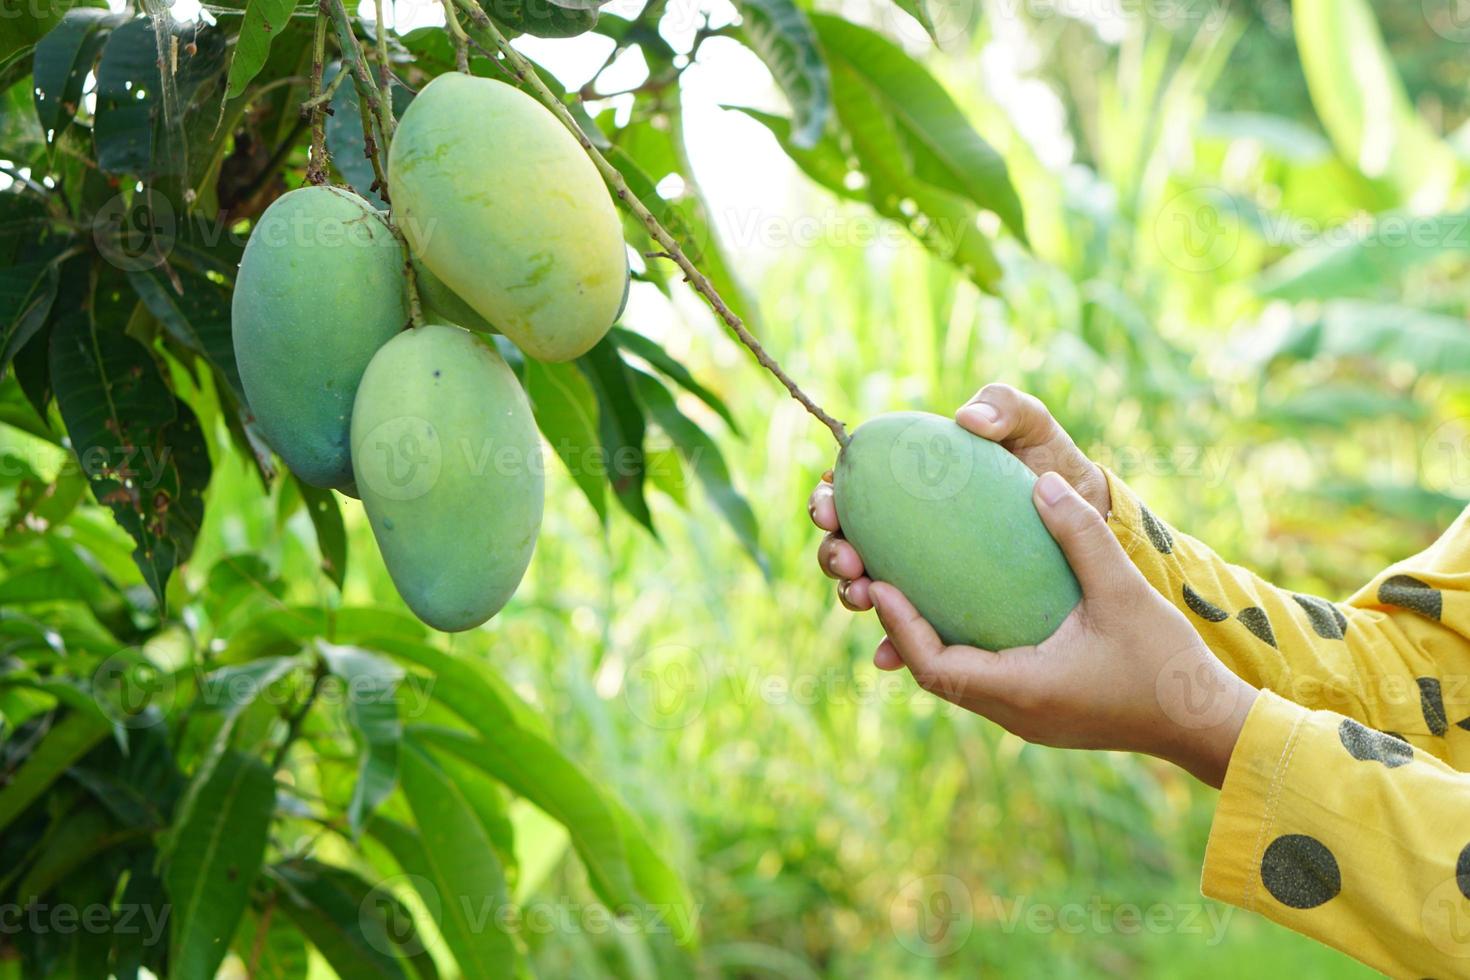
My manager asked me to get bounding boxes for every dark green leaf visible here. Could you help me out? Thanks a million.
[164,750,274,980]
[577,337,653,533]
[734,0,829,148]
[128,263,245,402]
[523,357,608,523]
[481,0,600,39]
[49,263,211,603]
[296,479,348,589]
[33,9,122,143]
[93,19,160,176]
[0,709,110,834]
[612,327,739,434]
[272,860,414,980]
[0,260,60,379]
[632,369,765,574]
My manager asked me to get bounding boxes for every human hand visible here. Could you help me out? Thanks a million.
[809,384,1110,612]
[869,470,1257,787]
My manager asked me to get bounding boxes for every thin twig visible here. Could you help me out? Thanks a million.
[305,2,330,185]
[327,0,392,200]
[269,662,328,771]
[441,0,470,73]
[372,0,394,139]
[451,0,850,446]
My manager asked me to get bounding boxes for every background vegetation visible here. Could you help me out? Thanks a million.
[1,0,1466,975]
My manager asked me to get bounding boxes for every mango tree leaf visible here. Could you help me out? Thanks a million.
[827,60,1002,289]
[317,643,401,835]
[577,337,653,533]
[236,904,312,980]
[811,14,1025,243]
[482,0,600,38]
[612,327,739,434]
[1294,0,1457,210]
[726,105,856,200]
[33,9,122,145]
[93,18,161,176]
[390,741,517,977]
[128,264,245,402]
[0,0,105,91]
[0,260,60,379]
[1256,211,1470,300]
[890,0,938,43]
[523,357,608,524]
[296,479,348,589]
[734,0,829,148]
[1267,302,1470,375]
[164,750,274,980]
[631,370,765,574]
[271,860,413,980]
[49,264,211,603]
[0,709,110,834]
[226,0,298,98]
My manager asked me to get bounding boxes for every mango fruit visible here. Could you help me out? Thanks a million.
[833,412,1081,649]
[233,185,407,489]
[351,323,543,631]
[388,73,626,362]
[413,258,499,335]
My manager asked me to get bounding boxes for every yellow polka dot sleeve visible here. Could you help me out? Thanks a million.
[1204,688,1470,976]
[1103,468,1470,769]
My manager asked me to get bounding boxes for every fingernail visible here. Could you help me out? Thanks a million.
[869,582,889,609]
[960,402,1000,426]
[1037,471,1069,505]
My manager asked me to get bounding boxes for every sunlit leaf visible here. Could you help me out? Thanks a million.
[734,0,830,149]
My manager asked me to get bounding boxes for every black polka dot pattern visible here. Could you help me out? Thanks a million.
[1337,718,1412,768]
[1379,574,1443,621]
[1456,716,1470,733]
[1418,677,1449,736]
[1139,505,1174,554]
[1291,593,1348,640]
[1260,834,1341,909]
[1238,607,1278,648]
[1458,843,1470,900]
[1182,584,1230,623]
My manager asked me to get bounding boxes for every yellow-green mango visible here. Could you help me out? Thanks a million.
[388,73,626,362]
[351,323,543,631]
[232,185,407,489]
[834,412,1081,649]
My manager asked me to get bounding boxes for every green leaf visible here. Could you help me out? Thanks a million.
[14,802,119,900]
[236,904,312,980]
[577,337,654,533]
[811,14,1025,243]
[889,0,938,43]
[1256,211,1470,300]
[612,327,740,434]
[32,9,121,144]
[164,750,274,980]
[1270,302,1470,375]
[523,357,608,523]
[0,261,60,381]
[0,709,110,835]
[481,0,600,39]
[226,0,299,98]
[733,0,829,149]
[271,860,414,980]
[632,369,765,574]
[296,479,348,589]
[93,18,160,176]
[1294,0,1457,209]
[49,263,211,603]
[392,740,517,978]
[1255,385,1426,431]
[726,105,856,200]
[317,643,401,835]
[128,264,245,403]
[0,0,104,91]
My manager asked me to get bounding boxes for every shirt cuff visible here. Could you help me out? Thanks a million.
[1200,688,1310,911]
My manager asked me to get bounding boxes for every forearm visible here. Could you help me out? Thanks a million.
[1104,468,1470,763]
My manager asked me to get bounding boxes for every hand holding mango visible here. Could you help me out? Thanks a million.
[811,386,1259,787]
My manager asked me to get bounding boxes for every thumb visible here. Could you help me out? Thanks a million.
[1033,471,1136,599]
